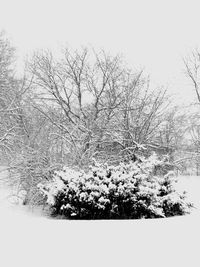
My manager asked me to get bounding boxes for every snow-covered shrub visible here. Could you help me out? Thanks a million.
[38,155,193,219]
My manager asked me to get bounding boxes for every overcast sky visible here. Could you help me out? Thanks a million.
[1,0,200,104]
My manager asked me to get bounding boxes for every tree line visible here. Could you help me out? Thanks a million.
[0,32,200,204]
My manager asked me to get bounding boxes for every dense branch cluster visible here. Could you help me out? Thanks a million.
[27,48,170,168]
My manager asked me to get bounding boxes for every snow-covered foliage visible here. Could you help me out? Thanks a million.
[38,155,193,219]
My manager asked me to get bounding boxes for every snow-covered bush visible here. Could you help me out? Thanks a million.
[38,155,193,219]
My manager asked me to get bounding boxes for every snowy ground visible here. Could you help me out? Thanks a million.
[0,169,200,267]
[175,175,200,211]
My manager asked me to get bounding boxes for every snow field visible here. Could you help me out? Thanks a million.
[0,173,199,267]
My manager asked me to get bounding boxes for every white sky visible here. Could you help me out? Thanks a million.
[0,0,200,104]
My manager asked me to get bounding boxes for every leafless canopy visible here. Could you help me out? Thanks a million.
[26,47,168,167]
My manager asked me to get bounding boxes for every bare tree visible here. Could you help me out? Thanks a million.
[183,48,200,103]
[27,47,169,167]
[0,32,21,161]
[183,48,200,174]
